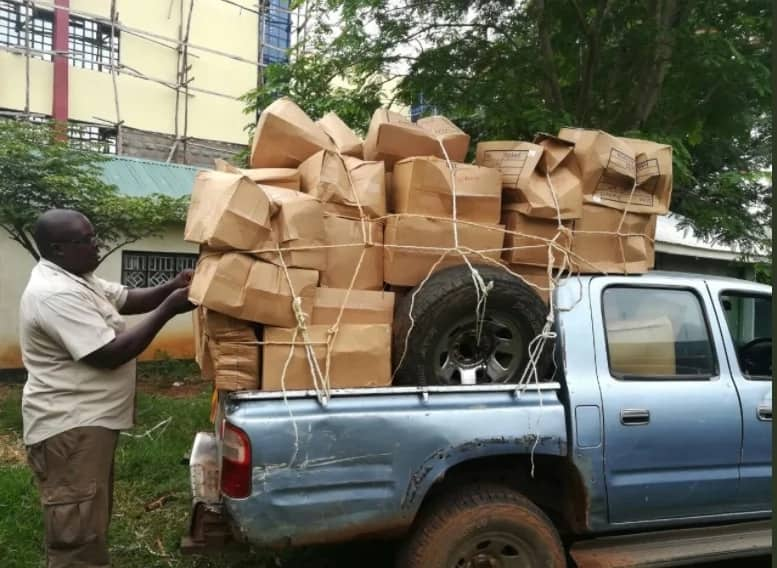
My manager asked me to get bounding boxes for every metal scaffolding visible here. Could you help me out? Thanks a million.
[1,0,304,163]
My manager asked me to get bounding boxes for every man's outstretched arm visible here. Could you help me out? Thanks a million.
[84,288,195,369]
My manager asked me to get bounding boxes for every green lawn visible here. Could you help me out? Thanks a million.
[0,363,394,568]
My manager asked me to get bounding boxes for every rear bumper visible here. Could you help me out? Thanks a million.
[181,430,239,554]
[180,502,237,554]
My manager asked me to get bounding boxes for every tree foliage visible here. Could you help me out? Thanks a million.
[0,119,188,262]
[246,0,771,255]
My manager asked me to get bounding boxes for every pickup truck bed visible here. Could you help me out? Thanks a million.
[226,383,565,545]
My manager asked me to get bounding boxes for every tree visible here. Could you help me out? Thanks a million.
[244,0,771,255]
[0,119,188,262]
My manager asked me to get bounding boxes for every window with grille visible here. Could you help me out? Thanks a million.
[262,0,290,65]
[0,0,54,61]
[68,122,117,154]
[121,251,198,289]
[69,14,118,71]
[0,2,118,70]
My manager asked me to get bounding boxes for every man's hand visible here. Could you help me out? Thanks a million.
[171,269,194,290]
[162,288,196,316]
[120,269,195,315]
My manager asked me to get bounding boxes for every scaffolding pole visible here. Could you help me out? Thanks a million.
[181,0,196,164]
[23,0,32,115]
[109,0,123,153]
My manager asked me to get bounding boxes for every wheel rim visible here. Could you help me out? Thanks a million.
[433,315,525,385]
[451,530,536,568]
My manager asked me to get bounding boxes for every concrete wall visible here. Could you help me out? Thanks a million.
[0,0,259,145]
[0,226,197,370]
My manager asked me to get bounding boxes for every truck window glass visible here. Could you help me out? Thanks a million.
[602,287,716,379]
[719,292,772,379]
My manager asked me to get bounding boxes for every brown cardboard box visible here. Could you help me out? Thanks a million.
[385,172,394,211]
[189,252,318,327]
[184,170,272,250]
[501,205,573,267]
[214,158,300,190]
[417,115,470,162]
[475,141,537,190]
[254,186,327,271]
[393,157,502,224]
[317,112,364,158]
[262,324,392,390]
[298,151,386,218]
[363,108,444,171]
[321,214,384,290]
[383,216,505,286]
[203,309,260,391]
[557,128,658,213]
[571,204,655,274]
[250,97,335,168]
[476,138,582,219]
[193,307,215,379]
[311,288,395,325]
[509,134,583,219]
[619,137,673,215]
[505,264,553,304]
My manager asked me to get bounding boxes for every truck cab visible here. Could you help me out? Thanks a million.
[184,272,772,567]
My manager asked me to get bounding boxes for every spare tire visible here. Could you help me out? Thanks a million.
[392,264,549,386]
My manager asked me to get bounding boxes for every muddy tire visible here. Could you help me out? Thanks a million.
[397,484,565,568]
[392,264,549,386]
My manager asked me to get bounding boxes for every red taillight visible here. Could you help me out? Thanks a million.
[221,422,251,499]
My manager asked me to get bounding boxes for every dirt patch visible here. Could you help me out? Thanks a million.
[0,431,26,466]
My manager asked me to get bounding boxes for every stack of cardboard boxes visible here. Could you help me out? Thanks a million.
[185,97,673,393]
[186,99,395,393]
[476,129,671,300]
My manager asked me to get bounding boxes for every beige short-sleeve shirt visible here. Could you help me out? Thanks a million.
[20,260,136,445]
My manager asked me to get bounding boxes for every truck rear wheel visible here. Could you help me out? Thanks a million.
[397,484,565,568]
[393,264,549,386]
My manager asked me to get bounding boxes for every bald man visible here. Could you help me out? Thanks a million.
[19,209,195,567]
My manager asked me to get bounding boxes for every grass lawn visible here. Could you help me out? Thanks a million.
[0,361,394,568]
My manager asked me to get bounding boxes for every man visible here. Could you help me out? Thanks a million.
[19,208,196,567]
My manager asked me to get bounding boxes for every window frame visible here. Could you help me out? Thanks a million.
[600,284,720,382]
[0,1,54,61]
[68,13,119,72]
[261,0,290,65]
[67,121,117,154]
[717,289,772,382]
[121,251,198,289]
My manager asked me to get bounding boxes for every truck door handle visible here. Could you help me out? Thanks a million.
[620,409,650,426]
[757,404,772,421]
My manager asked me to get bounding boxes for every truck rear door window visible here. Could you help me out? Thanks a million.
[602,287,716,380]
[719,292,772,379]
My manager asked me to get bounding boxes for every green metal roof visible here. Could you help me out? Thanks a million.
[100,156,199,199]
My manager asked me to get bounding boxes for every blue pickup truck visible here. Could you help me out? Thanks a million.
[183,272,772,567]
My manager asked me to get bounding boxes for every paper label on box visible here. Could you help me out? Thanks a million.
[593,187,655,207]
[480,149,529,189]
[606,148,636,178]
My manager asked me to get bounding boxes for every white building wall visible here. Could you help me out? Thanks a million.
[0,226,197,370]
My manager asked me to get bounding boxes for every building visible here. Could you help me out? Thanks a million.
[0,0,293,167]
